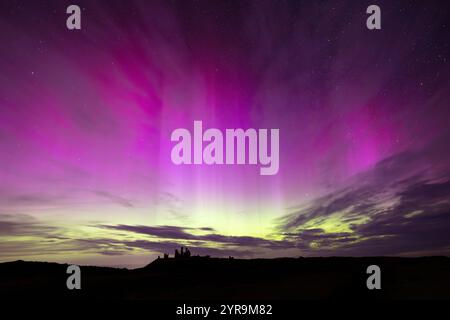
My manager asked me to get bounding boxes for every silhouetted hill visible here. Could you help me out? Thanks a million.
[1,257,449,299]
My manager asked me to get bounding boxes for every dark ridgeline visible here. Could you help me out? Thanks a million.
[0,253,449,300]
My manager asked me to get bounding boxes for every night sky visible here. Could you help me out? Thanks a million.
[0,0,449,268]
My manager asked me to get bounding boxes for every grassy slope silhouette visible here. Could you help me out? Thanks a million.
[1,256,449,299]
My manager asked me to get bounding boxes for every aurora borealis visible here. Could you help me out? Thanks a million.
[0,0,449,268]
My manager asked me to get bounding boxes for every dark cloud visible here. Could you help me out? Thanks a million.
[0,215,282,260]
[1,192,68,206]
[58,142,450,258]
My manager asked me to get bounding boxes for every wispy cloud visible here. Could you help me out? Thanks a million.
[1,136,449,263]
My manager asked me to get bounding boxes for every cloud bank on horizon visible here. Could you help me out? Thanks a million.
[0,0,449,267]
